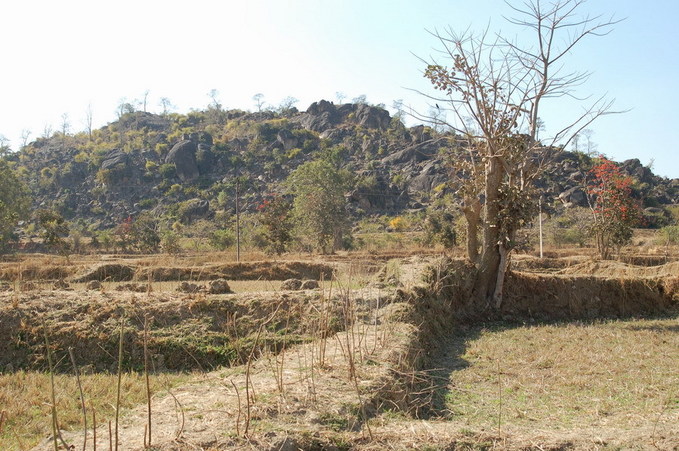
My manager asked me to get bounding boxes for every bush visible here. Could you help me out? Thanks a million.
[210,229,235,250]
[657,225,679,246]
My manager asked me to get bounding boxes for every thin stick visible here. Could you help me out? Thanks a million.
[114,313,125,451]
[68,347,88,451]
[43,320,59,451]
[92,403,97,451]
[108,420,112,451]
[144,315,152,448]
[231,380,241,436]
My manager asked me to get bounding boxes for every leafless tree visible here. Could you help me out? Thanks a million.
[84,103,93,139]
[159,97,175,116]
[252,93,265,112]
[419,0,622,308]
[20,129,32,149]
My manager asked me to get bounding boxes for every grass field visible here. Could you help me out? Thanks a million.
[426,316,679,446]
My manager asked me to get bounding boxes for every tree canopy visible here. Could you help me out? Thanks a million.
[285,159,352,254]
[0,160,30,251]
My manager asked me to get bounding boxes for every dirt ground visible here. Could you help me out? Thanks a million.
[1,254,677,450]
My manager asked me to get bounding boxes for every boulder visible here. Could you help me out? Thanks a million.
[558,186,587,207]
[208,279,232,294]
[176,281,204,293]
[101,149,129,170]
[280,279,303,290]
[166,140,199,182]
[180,198,211,223]
[302,100,341,132]
[381,139,443,165]
[354,103,391,130]
[276,129,299,150]
[86,280,102,290]
[116,283,148,292]
[300,280,319,290]
[408,161,446,194]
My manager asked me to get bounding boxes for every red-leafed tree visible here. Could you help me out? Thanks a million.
[586,156,642,259]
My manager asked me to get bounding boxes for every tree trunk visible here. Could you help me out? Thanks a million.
[472,155,503,307]
[463,197,482,264]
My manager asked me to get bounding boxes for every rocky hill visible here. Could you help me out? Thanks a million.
[6,100,679,240]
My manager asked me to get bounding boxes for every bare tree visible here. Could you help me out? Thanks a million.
[0,134,10,157]
[252,93,265,112]
[208,89,222,111]
[141,90,150,112]
[159,97,175,116]
[420,0,621,308]
[60,113,71,137]
[20,129,32,149]
[278,96,299,114]
[84,104,93,139]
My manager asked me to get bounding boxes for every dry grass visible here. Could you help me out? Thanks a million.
[0,371,190,450]
[434,316,679,442]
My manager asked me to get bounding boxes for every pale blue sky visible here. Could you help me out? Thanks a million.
[1,0,677,178]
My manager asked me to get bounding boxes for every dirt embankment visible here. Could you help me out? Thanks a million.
[0,289,341,372]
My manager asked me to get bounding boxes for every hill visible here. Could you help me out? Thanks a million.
[4,100,678,251]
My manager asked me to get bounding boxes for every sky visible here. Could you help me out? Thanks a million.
[1,0,678,178]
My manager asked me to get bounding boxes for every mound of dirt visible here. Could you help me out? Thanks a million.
[0,262,74,281]
[133,261,335,282]
[214,261,335,280]
[503,272,678,319]
[557,260,679,279]
[72,263,135,282]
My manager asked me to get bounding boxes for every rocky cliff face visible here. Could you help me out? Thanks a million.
[11,103,678,233]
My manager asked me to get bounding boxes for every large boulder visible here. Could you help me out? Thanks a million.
[408,161,447,194]
[381,139,443,165]
[354,103,391,130]
[180,198,211,223]
[302,100,341,132]
[101,149,129,170]
[166,140,199,182]
[276,129,299,150]
[558,185,587,207]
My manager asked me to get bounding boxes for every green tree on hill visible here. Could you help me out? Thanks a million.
[285,159,352,254]
[0,160,30,252]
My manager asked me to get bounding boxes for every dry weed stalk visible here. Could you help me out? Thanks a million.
[0,410,6,436]
[143,314,153,448]
[166,387,185,440]
[43,319,71,450]
[243,300,284,436]
[91,403,97,451]
[68,346,88,451]
[230,380,242,436]
[114,313,124,451]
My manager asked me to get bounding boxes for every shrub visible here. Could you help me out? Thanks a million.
[209,228,235,250]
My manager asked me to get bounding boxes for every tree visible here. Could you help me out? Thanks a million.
[257,194,293,255]
[0,135,10,158]
[36,209,70,255]
[422,0,620,308]
[0,160,30,252]
[285,159,352,254]
[159,97,175,116]
[278,96,299,115]
[84,103,94,140]
[252,93,265,112]
[20,129,32,149]
[586,156,641,259]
